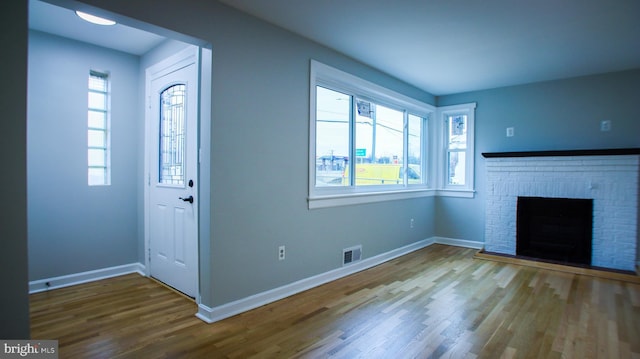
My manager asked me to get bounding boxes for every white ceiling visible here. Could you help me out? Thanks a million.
[28,0,640,95]
[218,0,640,95]
[29,0,166,56]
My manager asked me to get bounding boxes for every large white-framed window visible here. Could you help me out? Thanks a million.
[87,70,111,186]
[310,60,434,209]
[437,103,476,196]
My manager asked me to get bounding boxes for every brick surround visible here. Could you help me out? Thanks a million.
[484,154,640,271]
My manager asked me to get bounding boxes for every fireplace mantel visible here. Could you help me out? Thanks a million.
[482,148,640,158]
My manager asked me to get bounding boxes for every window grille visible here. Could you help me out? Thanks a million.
[87,70,110,186]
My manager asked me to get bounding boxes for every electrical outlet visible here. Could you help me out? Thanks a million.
[410,218,414,228]
[600,120,611,132]
[506,127,515,137]
[278,245,285,261]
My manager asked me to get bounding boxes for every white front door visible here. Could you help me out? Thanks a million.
[146,48,199,298]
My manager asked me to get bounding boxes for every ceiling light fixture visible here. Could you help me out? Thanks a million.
[75,11,116,26]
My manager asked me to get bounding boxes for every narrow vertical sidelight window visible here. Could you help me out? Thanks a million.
[87,70,110,186]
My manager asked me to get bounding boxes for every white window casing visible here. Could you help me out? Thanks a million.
[436,102,476,197]
[309,60,475,208]
[87,70,111,186]
[309,60,435,209]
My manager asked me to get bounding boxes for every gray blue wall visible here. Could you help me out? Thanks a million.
[0,0,30,339]
[436,69,640,244]
[205,7,435,305]
[75,0,437,307]
[27,30,140,280]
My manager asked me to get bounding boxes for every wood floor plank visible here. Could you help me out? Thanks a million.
[30,244,640,358]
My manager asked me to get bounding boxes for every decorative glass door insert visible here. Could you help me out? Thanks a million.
[159,84,186,186]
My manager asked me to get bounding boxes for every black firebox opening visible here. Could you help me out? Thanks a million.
[516,197,593,265]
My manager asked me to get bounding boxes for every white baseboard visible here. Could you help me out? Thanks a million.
[29,263,146,294]
[27,237,483,322]
[197,238,443,323]
[433,236,484,250]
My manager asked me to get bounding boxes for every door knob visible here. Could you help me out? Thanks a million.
[179,195,194,204]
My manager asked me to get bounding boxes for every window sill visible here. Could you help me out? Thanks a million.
[436,189,476,198]
[308,188,436,209]
[308,187,476,209]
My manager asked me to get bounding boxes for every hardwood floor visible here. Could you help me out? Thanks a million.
[30,244,640,358]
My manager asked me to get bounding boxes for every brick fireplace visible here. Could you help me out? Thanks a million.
[482,149,640,271]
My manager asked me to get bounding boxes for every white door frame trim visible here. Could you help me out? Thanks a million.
[144,45,209,303]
